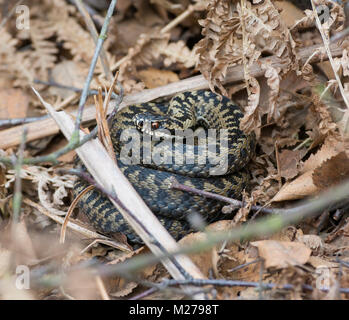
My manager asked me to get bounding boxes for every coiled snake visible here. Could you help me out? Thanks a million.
[73,90,255,244]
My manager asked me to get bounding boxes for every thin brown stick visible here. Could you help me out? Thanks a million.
[170,177,274,215]
[74,0,112,81]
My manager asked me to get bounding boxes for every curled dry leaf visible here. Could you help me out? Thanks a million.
[261,61,281,122]
[240,77,261,135]
[272,135,346,202]
[251,240,311,269]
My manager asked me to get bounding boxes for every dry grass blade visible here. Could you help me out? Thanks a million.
[60,185,94,244]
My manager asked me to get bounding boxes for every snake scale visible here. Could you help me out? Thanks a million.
[73,90,255,245]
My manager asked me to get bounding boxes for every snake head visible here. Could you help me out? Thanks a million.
[133,113,172,138]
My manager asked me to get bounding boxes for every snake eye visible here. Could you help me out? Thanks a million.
[137,120,144,128]
[151,122,159,130]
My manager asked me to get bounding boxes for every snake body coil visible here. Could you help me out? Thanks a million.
[73,90,255,244]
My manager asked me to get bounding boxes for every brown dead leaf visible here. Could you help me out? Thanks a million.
[271,170,317,201]
[49,60,86,99]
[278,149,306,180]
[40,137,76,163]
[137,68,179,89]
[251,240,311,268]
[0,89,29,119]
[312,152,349,190]
[178,232,216,278]
[178,220,236,277]
[272,136,346,201]
[276,0,306,27]
[63,268,99,299]
[302,136,344,173]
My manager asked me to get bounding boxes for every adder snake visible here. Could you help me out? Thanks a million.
[73,90,255,244]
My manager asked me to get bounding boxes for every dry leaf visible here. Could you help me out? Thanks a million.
[278,149,305,180]
[296,234,324,254]
[0,89,29,119]
[251,240,311,268]
[179,220,235,277]
[312,152,349,189]
[137,68,179,89]
[272,136,346,201]
[49,61,86,99]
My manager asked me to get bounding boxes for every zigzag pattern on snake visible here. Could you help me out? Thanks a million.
[73,90,255,245]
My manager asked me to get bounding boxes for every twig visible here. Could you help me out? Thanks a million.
[129,288,157,300]
[110,3,201,72]
[0,80,120,130]
[74,0,118,133]
[0,82,122,166]
[142,278,349,295]
[74,0,113,81]
[0,0,22,31]
[34,79,119,99]
[227,258,262,273]
[0,115,50,128]
[95,276,110,300]
[170,177,274,215]
[0,1,120,167]
[330,25,349,42]
[160,4,198,34]
[59,185,94,244]
[311,0,349,111]
[11,128,27,223]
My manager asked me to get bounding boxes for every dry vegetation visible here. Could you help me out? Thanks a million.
[0,0,349,300]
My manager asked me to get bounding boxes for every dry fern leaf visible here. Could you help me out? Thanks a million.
[44,0,96,65]
[291,0,345,35]
[195,0,297,95]
[0,30,33,86]
[17,20,58,83]
[118,31,170,92]
[118,29,195,93]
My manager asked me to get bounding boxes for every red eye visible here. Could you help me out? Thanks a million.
[152,122,159,130]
